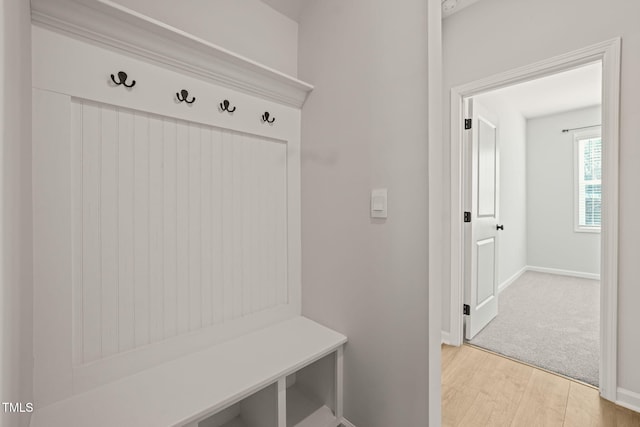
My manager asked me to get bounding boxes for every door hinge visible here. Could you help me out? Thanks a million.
[464,118,472,130]
[464,211,471,223]
[463,304,470,315]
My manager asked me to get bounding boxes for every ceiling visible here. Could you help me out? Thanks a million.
[476,62,602,119]
[260,0,476,22]
[260,0,307,22]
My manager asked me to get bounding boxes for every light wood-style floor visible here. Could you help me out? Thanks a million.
[442,344,640,427]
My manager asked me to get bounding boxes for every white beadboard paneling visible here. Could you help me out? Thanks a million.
[163,119,178,339]
[71,101,84,367]
[222,131,235,323]
[273,140,289,307]
[176,122,191,335]
[117,110,136,352]
[189,124,203,332]
[149,116,165,343]
[211,130,225,325]
[200,127,214,327]
[70,100,290,366]
[133,111,151,348]
[100,105,119,358]
[33,26,303,405]
[242,134,254,316]
[232,132,245,320]
[81,102,103,363]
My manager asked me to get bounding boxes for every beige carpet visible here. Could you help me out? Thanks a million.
[468,270,599,386]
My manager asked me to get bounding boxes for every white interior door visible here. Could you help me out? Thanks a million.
[464,99,501,340]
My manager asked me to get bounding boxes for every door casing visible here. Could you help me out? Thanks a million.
[448,38,621,402]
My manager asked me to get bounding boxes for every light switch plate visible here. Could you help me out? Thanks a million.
[371,188,388,219]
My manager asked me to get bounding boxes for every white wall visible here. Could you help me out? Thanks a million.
[112,0,299,76]
[474,93,527,287]
[527,106,601,275]
[441,0,640,400]
[1,0,33,426]
[298,1,431,426]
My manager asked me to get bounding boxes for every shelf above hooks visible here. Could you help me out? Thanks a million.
[32,0,313,108]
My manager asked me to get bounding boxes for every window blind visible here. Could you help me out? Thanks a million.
[577,136,602,229]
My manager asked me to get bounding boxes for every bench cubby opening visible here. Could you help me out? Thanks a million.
[286,352,340,427]
[197,383,278,427]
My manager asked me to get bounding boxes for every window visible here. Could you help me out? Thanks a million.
[574,128,601,232]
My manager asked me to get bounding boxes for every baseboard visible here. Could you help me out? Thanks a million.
[526,265,600,280]
[498,266,527,293]
[340,418,357,427]
[617,388,640,414]
[441,331,451,345]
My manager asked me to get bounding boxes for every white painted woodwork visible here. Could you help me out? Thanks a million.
[285,352,341,427]
[32,21,305,405]
[335,347,344,420]
[30,0,312,108]
[278,378,287,427]
[30,6,348,427]
[33,89,75,407]
[286,387,338,427]
[29,317,347,427]
[68,99,288,365]
[32,27,301,145]
[448,39,620,401]
[464,101,500,340]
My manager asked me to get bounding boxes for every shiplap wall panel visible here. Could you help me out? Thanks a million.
[71,99,288,365]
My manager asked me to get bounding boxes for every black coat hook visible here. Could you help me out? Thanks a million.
[176,89,196,104]
[219,99,236,113]
[262,112,275,124]
[110,71,136,88]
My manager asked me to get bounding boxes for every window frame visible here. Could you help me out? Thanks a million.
[573,127,602,233]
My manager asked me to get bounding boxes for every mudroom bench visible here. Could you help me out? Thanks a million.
[29,1,346,426]
[30,317,346,427]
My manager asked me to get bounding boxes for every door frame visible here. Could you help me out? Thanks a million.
[449,38,621,401]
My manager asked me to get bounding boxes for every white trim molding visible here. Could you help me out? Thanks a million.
[498,266,528,293]
[30,0,313,108]
[449,38,621,402]
[526,266,600,281]
[340,418,358,427]
[617,388,640,414]
[441,331,451,345]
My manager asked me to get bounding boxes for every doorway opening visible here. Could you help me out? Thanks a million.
[465,62,601,386]
[449,39,621,400]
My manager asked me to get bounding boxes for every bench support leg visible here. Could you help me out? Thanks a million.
[277,377,287,427]
[335,346,344,420]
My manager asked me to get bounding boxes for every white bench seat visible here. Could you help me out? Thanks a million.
[30,317,346,427]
